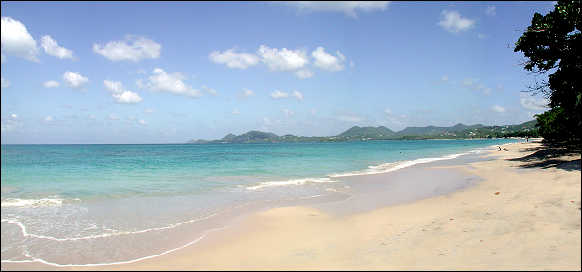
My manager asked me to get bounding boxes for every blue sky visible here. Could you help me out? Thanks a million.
[1,1,555,144]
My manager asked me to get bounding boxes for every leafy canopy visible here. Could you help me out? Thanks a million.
[514,0,581,143]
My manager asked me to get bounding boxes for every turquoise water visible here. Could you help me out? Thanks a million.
[1,139,519,266]
[1,139,517,200]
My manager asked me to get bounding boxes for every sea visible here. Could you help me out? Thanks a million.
[1,139,519,267]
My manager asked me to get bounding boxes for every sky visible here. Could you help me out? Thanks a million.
[1,1,556,144]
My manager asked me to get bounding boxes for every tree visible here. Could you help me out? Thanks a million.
[514,0,581,143]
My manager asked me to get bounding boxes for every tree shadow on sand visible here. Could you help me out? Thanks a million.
[506,144,581,171]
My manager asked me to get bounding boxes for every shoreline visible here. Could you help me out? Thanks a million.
[2,140,580,270]
[0,139,516,267]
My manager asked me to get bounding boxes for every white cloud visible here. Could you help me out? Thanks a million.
[485,6,496,16]
[312,47,346,71]
[108,114,120,120]
[93,36,161,62]
[209,45,349,78]
[243,88,254,97]
[295,69,314,79]
[520,95,549,110]
[1,77,10,88]
[1,17,39,62]
[103,80,124,93]
[209,48,260,69]
[103,80,142,104]
[438,10,475,33]
[44,115,54,122]
[270,90,289,99]
[144,108,154,113]
[285,1,390,18]
[138,119,147,125]
[491,105,506,113]
[140,68,201,98]
[477,33,487,39]
[269,90,303,100]
[40,35,73,59]
[113,91,142,104]
[43,80,60,88]
[63,71,89,89]
[441,75,448,81]
[292,90,303,100]
[202,85,217,95]
[10,113,18,119]
[232,108,240,115]
[257,45,309,71]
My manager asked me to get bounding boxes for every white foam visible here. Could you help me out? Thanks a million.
[328,152,469,178]
[300,194,322,199]
[1,210,220,242]
[246,151,478,189]
[1,198,73,208]
[0,226,227,267]
[246,177,338,190]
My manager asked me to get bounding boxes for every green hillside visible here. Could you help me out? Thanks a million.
[187,120,539,144]
[337,126,395,138]
[395,123,484,137]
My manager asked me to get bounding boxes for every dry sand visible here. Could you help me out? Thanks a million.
[3,141,581,271]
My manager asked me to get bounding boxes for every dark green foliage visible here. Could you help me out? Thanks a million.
[396,123,484,137]
[535,107,571,141]
[514,0,582,144]
[222,133,237,141]
[221,131,279,143]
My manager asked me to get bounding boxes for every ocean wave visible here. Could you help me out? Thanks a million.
[328,152,470,178]
[0,226,227,267]
[1,210,220,242]
[246,177,339,190]
[246,150,481,189]
[1,198,80,208]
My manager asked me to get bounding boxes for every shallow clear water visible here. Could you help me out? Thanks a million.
[1,139,519,266]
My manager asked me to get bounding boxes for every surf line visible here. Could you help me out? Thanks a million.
[1,226,228,267]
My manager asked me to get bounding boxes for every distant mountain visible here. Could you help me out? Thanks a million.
[222,133,237,141]
[456,120,538,138]
[337,126,395,138]
[508,120,537,130]
[226,131,278,143]
[187,120,538,144]
[396,123,484,137]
